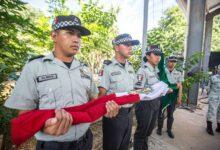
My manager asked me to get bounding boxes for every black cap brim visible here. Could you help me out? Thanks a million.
[121,40,140,46]
[168,59,178,62]
[146,51,163,56]
[59,25,91,36]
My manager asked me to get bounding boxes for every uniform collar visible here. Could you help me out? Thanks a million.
[43,51,80,70]
[165,67,176,73]
[111,57,129,68]
[144,62,159,73]
[42,52,55,61]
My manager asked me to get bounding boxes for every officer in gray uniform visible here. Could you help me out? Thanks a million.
[133,45,169,150]
[206,64,220,135]
[98,34,139,150]
[4,15,119,150]
[157,55,184,138]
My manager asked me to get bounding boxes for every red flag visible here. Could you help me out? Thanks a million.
[11,94,140,146]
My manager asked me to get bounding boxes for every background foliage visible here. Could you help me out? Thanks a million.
[0,1,220,149]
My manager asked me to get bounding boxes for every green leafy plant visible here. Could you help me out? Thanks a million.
[181,52,209,103]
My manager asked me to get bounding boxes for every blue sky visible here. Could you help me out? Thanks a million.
[23,0,177,41]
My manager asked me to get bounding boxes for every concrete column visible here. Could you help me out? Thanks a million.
[203,17,213,73]
[141,0,149,67]
[185,0,206,105]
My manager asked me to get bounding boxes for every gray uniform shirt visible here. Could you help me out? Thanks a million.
[4,52,98,142]
[165,68,184,84]
[209,74,220,95]
[135,62,160,90]
[99,57,136,108]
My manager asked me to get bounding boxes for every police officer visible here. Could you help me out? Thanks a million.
[206,64,220,135]
[98,33,139,150]
[157,55,183,138]
[4,15,120,150]
[133,45,172,150]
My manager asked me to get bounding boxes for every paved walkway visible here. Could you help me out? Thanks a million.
[130,98,220,150]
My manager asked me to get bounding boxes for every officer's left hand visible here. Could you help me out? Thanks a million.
[177,98,182,106]
[43,109,73,136]
[176,83,182,89]
[105,101,120,118]
[167,88,173,94]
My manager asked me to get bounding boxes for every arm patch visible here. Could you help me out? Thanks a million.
[103,60,112,65]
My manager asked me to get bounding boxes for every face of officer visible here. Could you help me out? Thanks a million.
[146,52,161,66]
[51,28,81,57]
[167,61,176,70]
[115,43,132,59]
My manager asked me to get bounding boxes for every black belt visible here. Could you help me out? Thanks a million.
[119,107,132,114]
[37,129,90,147]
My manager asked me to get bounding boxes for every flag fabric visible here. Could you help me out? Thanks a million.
[11,94,140,146]
[158,53,179,111]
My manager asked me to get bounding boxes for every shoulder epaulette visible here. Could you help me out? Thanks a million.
[128,61,132,65]
[28,55,45,62]
[80,61,88,67]
[103,60,112,65]
[144,65,148,68]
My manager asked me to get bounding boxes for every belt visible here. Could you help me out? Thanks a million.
[119,107,132,114]
[37,129,90,146]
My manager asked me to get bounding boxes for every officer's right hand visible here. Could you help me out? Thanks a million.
[105,101,120,118]
[176,83,182,89]
[43,109,73,136]
[167,88,173,94]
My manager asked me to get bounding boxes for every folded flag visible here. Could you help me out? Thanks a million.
[11,82,168,146]
[11,94,140,146]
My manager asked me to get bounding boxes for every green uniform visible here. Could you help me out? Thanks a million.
[5,52,98,142]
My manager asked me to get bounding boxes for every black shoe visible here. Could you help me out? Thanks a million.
[207,121,214,135]
[216,123,220,133]
[167,130,174,139]
[157,128,162,136]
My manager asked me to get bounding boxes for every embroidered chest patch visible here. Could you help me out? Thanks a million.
[111,71,121,76]
[36,74,58,82]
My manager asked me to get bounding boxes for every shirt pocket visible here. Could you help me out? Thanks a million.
[110,74,123,92]
[208,94,219,101]
[215,80,220,89]
[36,78,62,109]
[147,74,158,85]
[127,73,135,90]
[81,76,92,94]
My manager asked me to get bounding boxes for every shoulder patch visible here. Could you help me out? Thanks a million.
[103,60,112,65]
[128,61,132,65]
[28,55,44,62]
[80,61,88,67]
[144,65,148,68]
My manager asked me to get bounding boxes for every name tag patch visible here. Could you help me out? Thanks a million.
[149,75,155,79]
[80,69,91,79]
[36,74,57,82]
[81,74,91,79]
[135,82,142,86]
[111,71,121,76]
[137,74,143,82]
